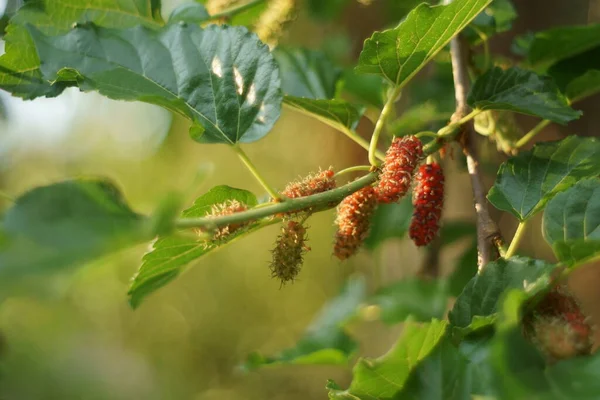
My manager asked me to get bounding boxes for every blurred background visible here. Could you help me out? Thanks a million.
[0,0,599,399]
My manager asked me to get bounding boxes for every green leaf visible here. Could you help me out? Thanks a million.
[128,186,258,308]
[543,179,600,267]
[365,198,412,250]
[467,67,581,124]
[328,319,448,400]
[466,0,517,43]
[283,96,365,132]
[527,23,600,69]
[397,338,471,400]
[458,334,496,397]
[356,0,491,88]
[0,179,150,274]
[448,241,478,297]
[369,279,448,324]
[340,69,386,108]
[306,0,350,21]
[487,136,600,221]
[168,3,210,24]
[244,275,366,369]
[27,23,282,144]
[547,46,600,103]
[274,48,341,99]
[448,256,557,333]
[0,0,163,99]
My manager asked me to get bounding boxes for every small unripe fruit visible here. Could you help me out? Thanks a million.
[199,200,249,240]
[376,136,423,203]
[409,163,444,246]
[254,0,298,48]
[270,221,309,285]
[282,168,336,199]
[333,186,378,260]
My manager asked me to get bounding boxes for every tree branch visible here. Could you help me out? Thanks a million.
[448,34,503,270]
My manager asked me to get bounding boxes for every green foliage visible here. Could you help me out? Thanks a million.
[0,0,163,99]
[356,0,491,89]
[548,46,600,103]
[283,97,365,131]
[543,179,600,267]
[168,3,210,24]
[128,186,259,308]
[27,23,282,144]
[274,48,341,99]
[365,198,412,249]
[0,179,151,274]
[328,319,448,400]
[244,275,366,369]
[468,67,581,124]
[488,136,600,221]
[468,0,517,40]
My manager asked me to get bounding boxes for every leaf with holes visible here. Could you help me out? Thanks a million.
[328,319,448,400]
[274,48,341,99]
[244,275,366,370]
[128,186,258,308]
[283,96,365,132]
[27,23,282,144]
[543,179,600,267]
[468,67,581,124]
[0,0,163,99]
[0,179,151,275]
[487,136,600,221]
[356,0,491,88]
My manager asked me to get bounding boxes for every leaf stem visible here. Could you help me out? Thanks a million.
[505,221,527,258]
[233,145,280,200]
[176,172,378,230]
[515,119,551,149]
[209,0,265,19]
[438,109,482,136]
[334,165,372,178]
[369,86,402,166]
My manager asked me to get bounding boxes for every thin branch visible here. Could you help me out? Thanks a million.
[233,145,280,200]
[369,86,402,166]
[515,119,551,149]
[448,34,503,270]
[505,221,527,258]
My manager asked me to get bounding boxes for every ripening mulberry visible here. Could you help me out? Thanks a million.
[376,136,423,203]
[254,0,297,48]
[523,286,594,362]
[200,200,249,240]
[409,163,444,246]
[282,168,336,199]
[333,186,378,260]
[270,221,309,285]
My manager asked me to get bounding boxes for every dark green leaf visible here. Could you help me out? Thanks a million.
[447,240,478,297]
[283,96,364,132]
[274,48,341,99]
[365,198,412,249]
[527,23,600,69]
[466,0,517,43]
[458,333,496,396]
[356,0,491,88]
[244,275,366,369]
[548,46,600,103]
[128,186,258,308]
[439,221,476,246]
[340,69,386,108]
[328,319,448,400]
[0,179,150,274]
[487,136,600,221]
[0,0,163,99]
[449,256,557,333]
[369,278,448,324]
[468,67,581,124]
[306,0,350,21]
[397,338,471,400]
[543,179,600,267]
[168,3,210,24]
[28,23,282,144]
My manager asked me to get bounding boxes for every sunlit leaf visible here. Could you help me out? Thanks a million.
[0,179,151,274]
[328,319,448,400]
[468,67,581,124]
[28,23,282,144]
[356,0,491,88]
[128,186,258,308]
[0,0,163,99]
[487,136,600,221]
[543,179,600,267]
[244,275,366,369]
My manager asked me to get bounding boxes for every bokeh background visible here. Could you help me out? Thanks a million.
[1,0,599,399]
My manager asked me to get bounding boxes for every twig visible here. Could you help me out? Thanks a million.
[448,34,503,270]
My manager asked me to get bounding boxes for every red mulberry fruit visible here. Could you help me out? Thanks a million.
[334,186,378,260]
[409,163,444,246]
[376,136,423,203]
[282,168,336,199]
[523,286,594,362]
[270,221,309,285]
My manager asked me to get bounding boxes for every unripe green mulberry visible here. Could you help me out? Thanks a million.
[270,221,309,285]
[199,200,249,240]
[282,168,336,199]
